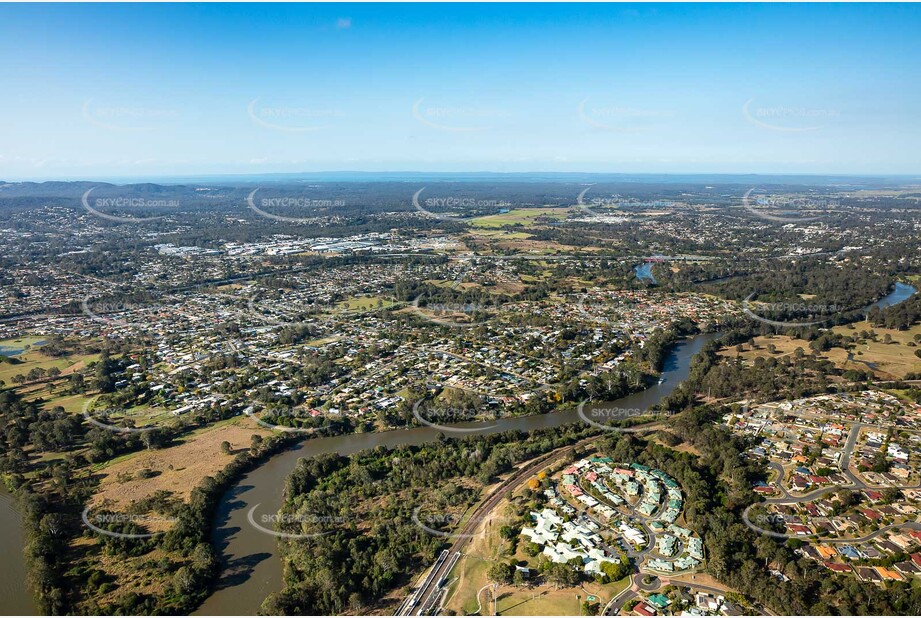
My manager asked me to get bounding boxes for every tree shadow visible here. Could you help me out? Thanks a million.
[211,551,274,590]
[497,590,547,613]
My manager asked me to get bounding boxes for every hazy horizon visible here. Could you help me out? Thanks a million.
[6,170,921,187]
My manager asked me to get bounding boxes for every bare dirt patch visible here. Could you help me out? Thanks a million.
[91,419,272,509]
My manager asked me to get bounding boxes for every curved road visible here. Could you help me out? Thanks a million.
[744,422,921,539]
[603,574,749,616]
[765,462,791,499]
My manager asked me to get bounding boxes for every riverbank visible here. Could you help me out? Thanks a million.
[0,489,36,615]
[0,282,915,615]
[195,332,719,615]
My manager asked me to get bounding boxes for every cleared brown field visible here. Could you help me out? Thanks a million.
[717,335,848,364]
[718,330,921,379]
[91,418,273,509]
[831,323,921,379]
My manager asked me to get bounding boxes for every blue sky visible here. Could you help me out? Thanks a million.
[1,3,920,179]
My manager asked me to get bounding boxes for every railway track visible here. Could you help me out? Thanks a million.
[401,425,666,615]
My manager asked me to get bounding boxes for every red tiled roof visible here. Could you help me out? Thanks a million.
[824,561,852,573]
[564,484,583,496]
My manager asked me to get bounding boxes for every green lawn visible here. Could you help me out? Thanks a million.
[0,335,47,350]
[449,557,491,615]
[468,228,534,239]
[41,392,98,413]
[334,295,394,312]
[304,335,342,347]
[0,350,100,384]
[496,588,582,616]
[468,207,571,229]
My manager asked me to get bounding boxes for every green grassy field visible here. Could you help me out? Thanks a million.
[0,335,47,350]
[468,207,571,229]
[334,295,394,312]
[0,350,100,384]
[448,556,491,615]
[304,335,342,347]
[495,587,584,616]
[467,228,534,239]
[41,392,98,413]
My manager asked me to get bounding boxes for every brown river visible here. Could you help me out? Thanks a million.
[193,332,717,615]
[1,280,915,616]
